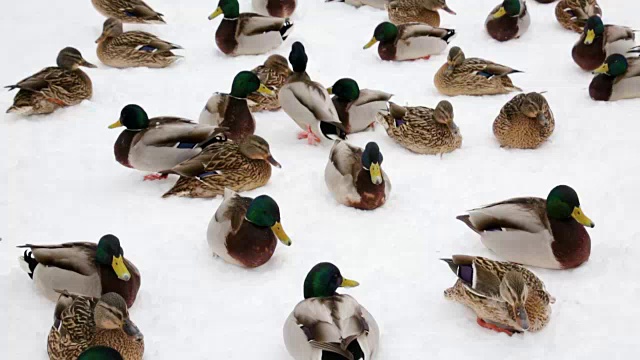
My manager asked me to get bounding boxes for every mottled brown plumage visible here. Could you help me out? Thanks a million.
[386,0,456,27]
[555,0,602,33]
[91,0,165,24]
[248,55,292,112]
[493,92,555,149]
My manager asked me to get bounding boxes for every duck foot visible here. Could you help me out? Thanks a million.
[297,125,321,145]
[143,173,169,181]
[476,317,515,336]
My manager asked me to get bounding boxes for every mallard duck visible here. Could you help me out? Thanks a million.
[363,22,456,61]
[91,0,164,24]
[48,291,143,360]
[590,52,640,101]
[17,235,141,307]
[572,16,636,71]
[208,0,294,56]
[248,55,292,112]
[252,0,296,17]
[443,255,554,336]
[325,141,391,210]
[279,42,347,145]
[485,0,530,42]
[434,46,523,96]
[283,263,379,360]
[95,18,182,68]
[199,71,274,140]
[326,0,386,9]
[457,185,595,269]
[78,346,124,360]
[5,47,96,115]
[327,78,393,134]
[162,135,281,198]
[555,0,602,33]
[386,0,457,27]
[108,104,223,181]
[377,100,461,155]
[207,188,291,268]
[493,92,554,149]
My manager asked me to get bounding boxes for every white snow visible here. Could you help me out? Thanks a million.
[1,0,639,358]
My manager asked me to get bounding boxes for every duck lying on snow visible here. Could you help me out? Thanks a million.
[364,21,456,61]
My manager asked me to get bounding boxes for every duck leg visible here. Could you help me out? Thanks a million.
[297,125,321,145]
[476,317,515,336]
[143,173,169,181]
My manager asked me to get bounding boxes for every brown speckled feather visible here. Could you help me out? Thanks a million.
[248,56,291,112]
[98,31,181,68]
[434,57,522,96]
[91,0,165,24]
[555,0,602,33]
[493,93,555,149]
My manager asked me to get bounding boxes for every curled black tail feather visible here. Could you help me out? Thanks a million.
[280,20,294,40]
[23,250,38,279]
[443,29,456,44]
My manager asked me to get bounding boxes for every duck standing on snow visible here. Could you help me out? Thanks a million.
[485,0,530,42]
[555,0,602,33]
[493,92,554,149]
[279,42,347,145]
[209,0,294,56]
[377,100,461,155]
[443,255,554,336]
[363,22,456,61]
[199,71,275,140]
[571,16,636,71]
[326,0,386,9]
[325,141,391,210]
[17,234,141,308]
[48,291,144,360]
[96,18,182,68]
[590,52,640,101]
[386,0,457,27]
[284,263,379,360]
[248,55,292,112]
[457,185,595,269]
[108,104,224,181]
[5,47,96,115]
[91,0,165,24]
[434,46,523,96]
[327,78,393,134]
[162,135,282,198]
[252,0,296,17]
[207,189,291,268]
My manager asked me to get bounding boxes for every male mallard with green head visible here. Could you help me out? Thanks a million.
[590,52,640,101]
[386,0,457,28]
[199,71,275,140]
[571,16,636,71]
[6,47,96,115]
[485,0,530,42]
[327,78,393,134]
[91,0,165,24]
[493,92,555,149]
[209,0,294,56]
[208,189,291,268]
[363,22,456,61]
[18,235,141,308]
[457,185,595,269]
[284,263,379,360]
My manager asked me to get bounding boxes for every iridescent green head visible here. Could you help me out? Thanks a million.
[95,235,132,281]
[209,0,239,19]
[593,54,629,77]
[246,195,291,246]
[303,262,359,299]
[289,41,308,73]
[497,0,521,17]
[364,22,398,49]
[328,78,360,101]
[108,104,149,130]
[546,185,595,228]
[584,16,605,44]
[230,71,273,98]
[77,346,123,360]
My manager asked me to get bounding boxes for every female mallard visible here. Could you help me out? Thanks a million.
[283,263,379,360]
[327,78,393,134]
[377,100,461,155]
[279,42,347,145]
[485,0,530,42]
[18,235,141,308]
[91,0,164,24]
[386,0,456,27]
[252,0,296,17]
[325,141,391,210]
[555,0,602,33]
[457,185,595,269]
[493,92,554,149]
[443,255,554,336]
[78,347,124,360]
[48,291,144,360]
[207,189,291,268]
[434,46,523,96]
[248,55,292,112]
[162,135,281,198]
[108,104,223,181]
[571,16,636,71]
[363,22,456,61]
[208,0,294,56]
[95,18,182,68]
[326,0,386,9]
[5,47,96,115]
[199,71,274,140]
[590,52,640,101]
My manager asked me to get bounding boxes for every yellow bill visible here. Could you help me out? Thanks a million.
[271,221,292,246]
[112,255,131,281]
[572,207,595,228]
[326,87,333,94]
[593,63,609,74]
[584,29,595,45]
[369,163,383,185]
[341,278,360,288]
[493,7,507,19]
[258,84,275,96]
[363,37,378,50]
[208,7,223,20]
[108,119,123,129]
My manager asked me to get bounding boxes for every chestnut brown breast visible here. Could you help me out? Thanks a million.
[220,96,255,141]
[226,223,277,268]
[216,19,239,55]
[549,218,591,269]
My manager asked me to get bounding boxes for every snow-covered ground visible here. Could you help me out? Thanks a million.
[2,0,639,358]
